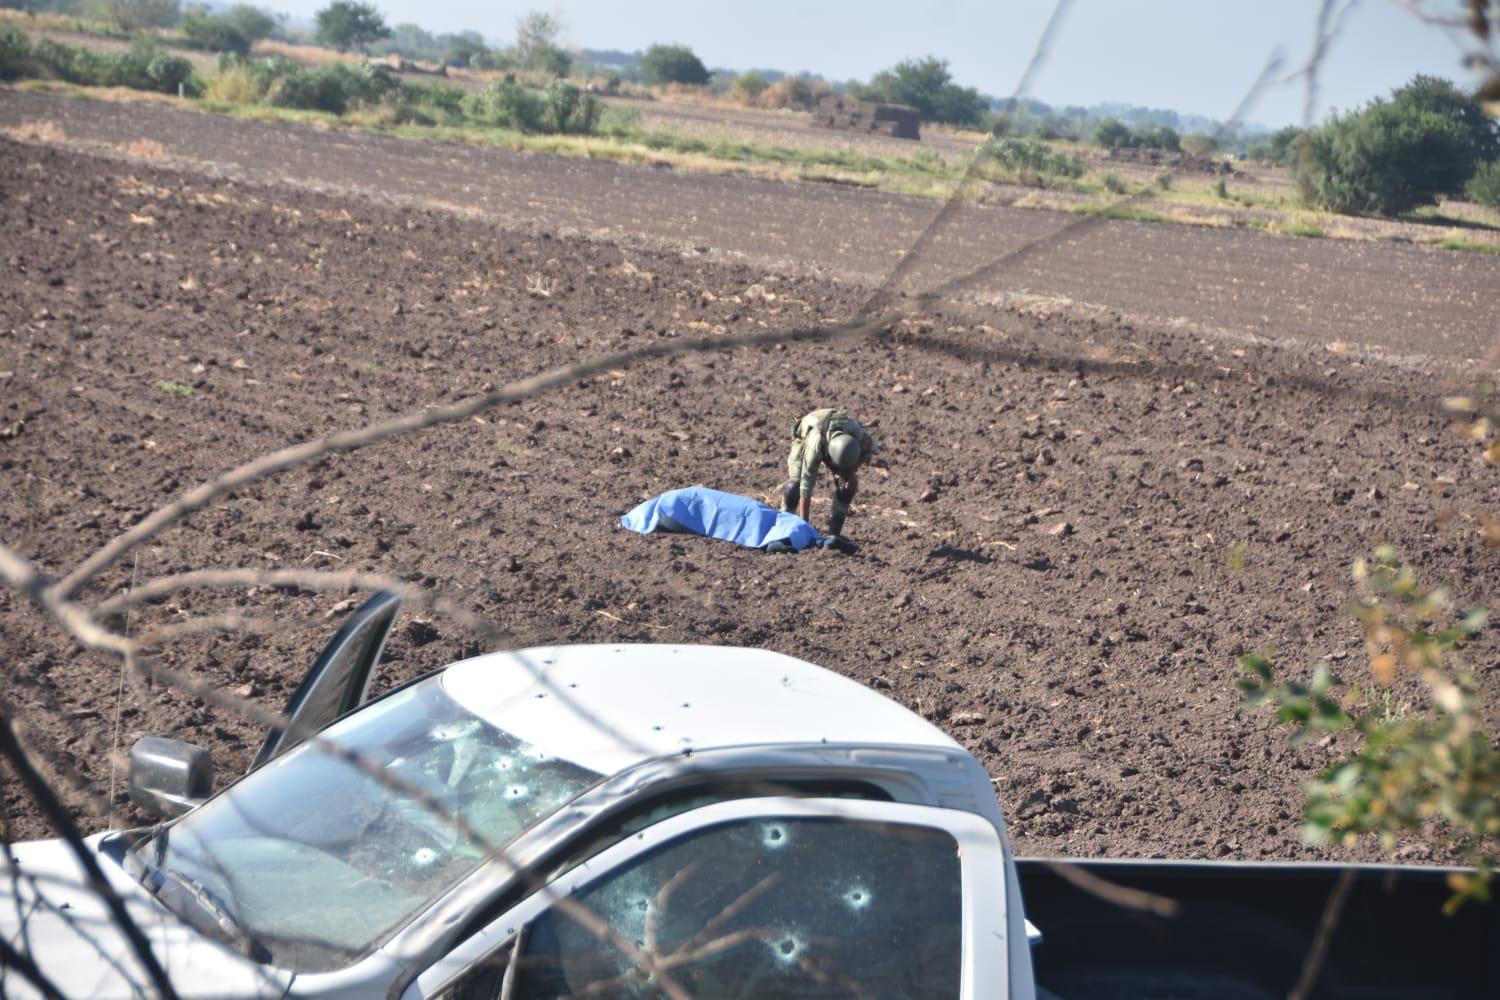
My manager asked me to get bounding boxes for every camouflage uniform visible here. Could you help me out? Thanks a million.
[782,407,875,536]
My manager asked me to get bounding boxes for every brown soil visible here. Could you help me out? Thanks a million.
[1,132,1497,870]
[4,89,1499,369]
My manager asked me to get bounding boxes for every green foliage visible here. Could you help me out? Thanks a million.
[1390,74,1500,164]
[514,10,568,76]
[1306,75,1496,216]
[180,4,275,55]
[181,9,251,55]
[640,43,709,86]
[732,71,767,99]
[155,380,195,396]
[1308,102,1476,215]
[469,78,544,130]
[0,28,30,82]
[1213,177,1228,199]
[1181,132,1217,156]
[543,79,601,133]
[976,136,1084,186]
[23,36,196,94]
[1099,171,1127,194]
[1090,117,1132,149]
[88,0,180,31]
[1240,548,1497,910]
[223,4,276,43]
[1469,158,1500,210]
[1249,125,1308,167]
[862,56,985,128]
[314,0,389,53]
[274,60,394,113]
[1091,118,1181,152]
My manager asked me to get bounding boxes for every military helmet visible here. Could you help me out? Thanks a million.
[826,432,862,472]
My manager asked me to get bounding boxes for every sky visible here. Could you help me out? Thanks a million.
[269,0,1482,127]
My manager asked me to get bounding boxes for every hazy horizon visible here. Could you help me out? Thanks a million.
[263,1,1480,128]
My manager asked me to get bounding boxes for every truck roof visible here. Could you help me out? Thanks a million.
[441,643,960,775]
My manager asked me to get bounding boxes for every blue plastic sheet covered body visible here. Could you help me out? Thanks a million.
[620,487,822,551]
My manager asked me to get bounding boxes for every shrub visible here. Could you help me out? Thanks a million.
[90,0,181,32]
[314,0,389,53]
[978,135,1084,186]
[1307,98,1478,215]
[1213,177,1228,198]
[1469,159,1500,210]
[181,11,252,56]
[731,70,767,102]
[543,79,600,133]
[862,56,984,128]
[269,61,395,113]
[1100,171,1127,194]
[223,4,277,45]
[641,43,709,86]
[1181,132,1217,156]
[470,78,545,130]
[757,76,816,110]
[1389,74,1499,166]
[1091,117,1132,149]
[0,29,30,82]
[22,36,197,95]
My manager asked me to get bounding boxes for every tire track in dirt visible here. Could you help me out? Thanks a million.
[4,87,1499,370]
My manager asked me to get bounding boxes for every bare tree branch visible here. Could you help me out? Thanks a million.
[0,711,180,1000]
[49,316,886,604]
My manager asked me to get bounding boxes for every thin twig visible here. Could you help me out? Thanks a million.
[1040,860,1181,918]
[1288,868,1358,1000]
[0,710,180,1000]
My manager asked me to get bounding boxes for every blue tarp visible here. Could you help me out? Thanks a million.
[620,486,822,551]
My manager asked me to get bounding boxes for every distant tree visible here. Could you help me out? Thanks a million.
[181,8,251,54]
[314,1,389,53]
[1389,74,1500,170]
[640,43,709,86]
[1090,117,1132,149]
[1466,158,1500,210]
[1307,98,1477,215]
[223,4,276,44]
[1180,132,1217,156]
[515,9,569,75]
[863,56,984,127]
[89,0,180,31]
[731,70,767,100]
[1262,124,1305,166]
[443,34,487,67]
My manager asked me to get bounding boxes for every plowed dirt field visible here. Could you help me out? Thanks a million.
[1,127,1497,868]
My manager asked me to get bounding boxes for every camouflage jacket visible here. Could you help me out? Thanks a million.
[789,408,875,497]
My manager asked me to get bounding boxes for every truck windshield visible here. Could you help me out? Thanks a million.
[132,675,603,973]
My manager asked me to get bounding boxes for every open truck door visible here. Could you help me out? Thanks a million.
[250,590,401,769]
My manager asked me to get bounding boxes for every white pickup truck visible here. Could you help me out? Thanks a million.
[2,595,1493,998]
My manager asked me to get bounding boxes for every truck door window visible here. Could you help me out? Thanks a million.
[510,816,962,999]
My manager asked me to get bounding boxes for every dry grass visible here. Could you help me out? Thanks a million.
[116,137,166,159]
[3,120,66,143]
[249,38,358,66]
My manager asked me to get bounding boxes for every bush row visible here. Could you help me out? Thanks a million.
[0,30,195,94]
[979,136,1085,181]
[0,33,616,136]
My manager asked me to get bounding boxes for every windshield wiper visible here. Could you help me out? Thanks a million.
[150,865,272,964]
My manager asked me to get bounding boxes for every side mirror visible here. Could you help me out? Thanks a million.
[128,736,214,820]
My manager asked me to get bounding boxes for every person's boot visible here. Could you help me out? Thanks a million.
[827,507,847,537]
[781,481,800,513]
